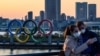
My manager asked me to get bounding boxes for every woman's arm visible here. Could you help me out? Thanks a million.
[70,38,96,54]
[64,37,88,54]
[72,43,88,54]
[63,37,73,56]
[63,43,66,51]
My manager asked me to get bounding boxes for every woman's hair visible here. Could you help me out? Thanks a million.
[64,25,77,39]
[64,26,71,39]
[69,25,77,33]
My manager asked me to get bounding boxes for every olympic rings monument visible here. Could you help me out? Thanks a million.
[8,19,53,44]
[0,19,63,56]
[2,19,63,48]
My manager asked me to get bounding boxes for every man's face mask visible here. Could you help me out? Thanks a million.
[80,29,86,34]
[80,25,86,34]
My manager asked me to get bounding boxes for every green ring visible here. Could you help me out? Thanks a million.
[31,27,47,43]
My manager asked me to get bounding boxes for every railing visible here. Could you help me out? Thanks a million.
[8,52,60,56]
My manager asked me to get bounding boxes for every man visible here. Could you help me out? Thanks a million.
[76,21,100,56]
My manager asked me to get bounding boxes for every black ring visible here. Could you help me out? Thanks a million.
[23,20,37,35]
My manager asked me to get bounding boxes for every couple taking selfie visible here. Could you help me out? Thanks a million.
[62,21,100,56]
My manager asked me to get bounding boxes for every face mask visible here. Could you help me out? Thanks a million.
[81,29,86,34]
[72,32,81,38]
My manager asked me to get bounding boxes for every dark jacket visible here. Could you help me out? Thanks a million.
[80,29,100,55]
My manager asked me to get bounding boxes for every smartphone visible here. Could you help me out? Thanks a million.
[91,38,97,42]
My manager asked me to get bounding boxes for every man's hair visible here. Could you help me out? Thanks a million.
[77,21,85,27]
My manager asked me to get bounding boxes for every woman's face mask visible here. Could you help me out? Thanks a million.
[72,31,81,38]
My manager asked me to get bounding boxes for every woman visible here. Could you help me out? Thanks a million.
[63,25,96,56]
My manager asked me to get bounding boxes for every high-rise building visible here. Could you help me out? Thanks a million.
[25,15,28,21]
[40,11,45,20]
[76,2,87,21]
[60,13,66,22]
[45,0,61,21]
[28,11,33,20]
[35,16,40,23]
[45,0,61,30]
[88,4,96,21]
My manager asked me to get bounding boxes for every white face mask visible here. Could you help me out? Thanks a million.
[72,32,81,38]
[81,29,86,34]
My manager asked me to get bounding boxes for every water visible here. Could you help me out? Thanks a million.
[0,49,60,56]
[0,32,7,35]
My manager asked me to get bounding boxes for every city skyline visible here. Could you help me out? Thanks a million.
[0,0,100,19]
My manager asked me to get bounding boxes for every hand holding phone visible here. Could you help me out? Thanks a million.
[86,38,97,45]
[91,37,97,42]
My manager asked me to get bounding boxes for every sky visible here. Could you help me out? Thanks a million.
[0,0,100,19]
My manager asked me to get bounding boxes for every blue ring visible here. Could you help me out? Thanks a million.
[8,19,22,35]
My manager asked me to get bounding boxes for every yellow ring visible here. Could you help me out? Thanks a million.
[14,27,30,43]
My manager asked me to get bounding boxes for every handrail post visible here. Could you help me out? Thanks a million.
[48,35,52,45]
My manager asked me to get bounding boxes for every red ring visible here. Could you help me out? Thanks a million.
[38,20,53,36]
